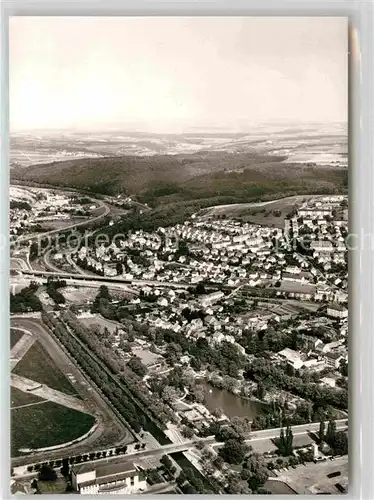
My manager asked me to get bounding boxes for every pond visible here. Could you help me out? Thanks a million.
[199,380,267,420]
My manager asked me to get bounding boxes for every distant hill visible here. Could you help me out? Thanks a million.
[11,151,347,207]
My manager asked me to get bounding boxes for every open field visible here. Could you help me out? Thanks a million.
[61,286,97,303]
[199,195,316,227]
[11,317,133,466]
[280,281,316,294]
[80,314,122,334]
[11,387,45,408]
[11,402,96,456]
[131,347,163,367]
[10,328,26,349]
[37,478,67,494]
[11,373,90,414]
[13,341,79,397]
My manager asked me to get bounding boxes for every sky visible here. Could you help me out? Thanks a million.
[9,16,348,132]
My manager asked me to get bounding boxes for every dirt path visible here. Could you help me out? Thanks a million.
[11,373,92,415]
[11,400,49,410]
[10,332,37,371]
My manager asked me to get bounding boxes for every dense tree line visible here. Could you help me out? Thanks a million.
[42,310,174,433]
[10,200,32,211]
[45,278,67,305]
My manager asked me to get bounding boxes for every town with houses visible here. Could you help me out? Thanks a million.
[8,15,351,497]
[10,187,349,495]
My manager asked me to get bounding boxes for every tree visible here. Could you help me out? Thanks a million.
[119,337,132,352]
[319,420,325,443]
[213,455,224,469]
[331,431,348,455]
[191,384,205,404]
[326,419,337,446]
[98,285,110,300]
[161,386,179,403]
[38,465,57,482]
[195,282,207,295]
[176,471,187,486]
[182,426,194,439]
[245,453,269,488]
[29,242,39,261]
[285,425,294,456]
[340,359,348,377]
[212,407,223,419]
[116,261,123,275]
[127,356,147,377]
[160,454,173,471]
[256,381,266,400]
[226,475,251,494]
[215,424,242,442]
[231,416,252,439]
[60,458,70,477]
[277,425,293,456]
[219,439,249,465]
[240,469,251,481]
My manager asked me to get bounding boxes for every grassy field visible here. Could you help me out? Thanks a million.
[11,402,96,456]
[13,341,80,397]
[37,478,68,494]
[10,328,26,349]
[81,314,122,334]
[199,195,315,228]
[10,387,45,408]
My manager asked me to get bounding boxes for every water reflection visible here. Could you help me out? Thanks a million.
[199,381,267,420]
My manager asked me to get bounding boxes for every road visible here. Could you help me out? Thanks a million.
[10,317,133,467]
[16,269,312,294]
[12,419,347,479]
[43,246,97,276]
[10,257,30,271]
[13,269,321,309]
[10,270,321,310]
[42,249,65,273]
[12,196,110,245]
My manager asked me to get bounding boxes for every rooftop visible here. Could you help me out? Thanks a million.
[73,459,136,478]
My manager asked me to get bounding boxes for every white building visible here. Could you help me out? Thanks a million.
[327,305,348,319]
[201,291,224,307]
[277,348,304,370]
[71,461,147,495]
[325,352,345,370]
[310,240,334,253]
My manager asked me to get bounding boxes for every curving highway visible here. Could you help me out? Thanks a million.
[12,192,110,245]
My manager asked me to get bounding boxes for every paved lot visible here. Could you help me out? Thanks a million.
[274,455,348,494]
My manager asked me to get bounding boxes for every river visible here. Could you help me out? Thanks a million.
[199,381,267,420]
